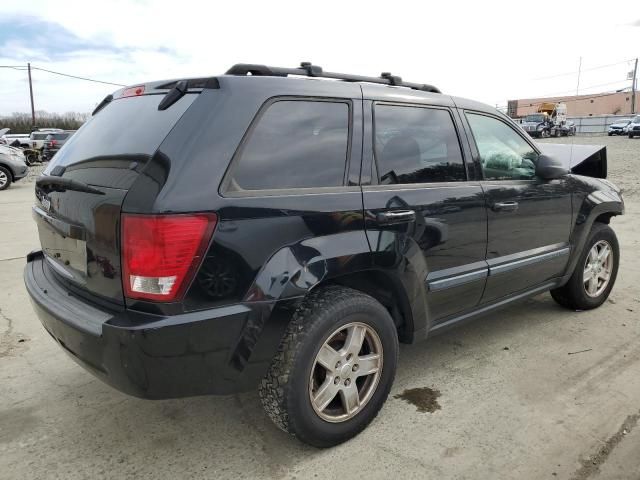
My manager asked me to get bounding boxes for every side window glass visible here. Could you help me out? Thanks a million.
[466,113,538,180]
[226,100,350,191]
[374,105,466,184]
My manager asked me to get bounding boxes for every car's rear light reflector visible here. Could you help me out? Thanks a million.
[121,213,217,302]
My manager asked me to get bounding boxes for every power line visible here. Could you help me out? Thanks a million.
[31,66,126,87]
[1,64,126,86]
[527,79,631,99]
[497,89,634,111]
[532,59,634,81]
[0,65,28,71]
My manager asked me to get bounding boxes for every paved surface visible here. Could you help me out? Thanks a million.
[1,136,639,479]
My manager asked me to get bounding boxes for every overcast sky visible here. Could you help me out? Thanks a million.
[1,0,639,115]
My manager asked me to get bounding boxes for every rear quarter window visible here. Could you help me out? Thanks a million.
[223,99,350,192]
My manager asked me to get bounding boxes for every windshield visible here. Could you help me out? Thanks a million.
[525,114,545,123]
[633,116,640,123]
[46,133,71,140]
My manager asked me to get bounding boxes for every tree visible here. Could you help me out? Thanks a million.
[0,111,89,133]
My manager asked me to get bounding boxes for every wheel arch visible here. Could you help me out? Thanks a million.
[318,270,416,344]
[0,162,15,181]
[563,189,623,284]
[242,230,420,344]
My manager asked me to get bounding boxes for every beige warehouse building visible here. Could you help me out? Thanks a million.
[508,91,639,118]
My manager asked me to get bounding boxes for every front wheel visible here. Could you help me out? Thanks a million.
[551,223,619,310]
[260,285,398,447]
[0,166,11,190]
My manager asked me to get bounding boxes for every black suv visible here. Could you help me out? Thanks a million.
[42,131,75,161]
[25,63,624,447]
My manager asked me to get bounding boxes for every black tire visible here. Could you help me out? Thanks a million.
[259,285,399,447]
[630,133,635,139]
[551,223,619,310]
[0,166,12,191]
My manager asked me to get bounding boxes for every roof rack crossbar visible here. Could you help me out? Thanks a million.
[225,62,441,94]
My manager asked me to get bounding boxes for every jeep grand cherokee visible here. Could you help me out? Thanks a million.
[24,63,623,447]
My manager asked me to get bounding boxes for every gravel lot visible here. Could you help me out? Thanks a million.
[1,136,639,479]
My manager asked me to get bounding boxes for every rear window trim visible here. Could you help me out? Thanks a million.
[219,95,354,197]
[371,101,469,186]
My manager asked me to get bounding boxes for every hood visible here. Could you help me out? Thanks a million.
[0,144,26,157]
[538,143,607,179]
[609,122,628,127]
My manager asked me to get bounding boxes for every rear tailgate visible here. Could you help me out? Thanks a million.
[35,89,198,307]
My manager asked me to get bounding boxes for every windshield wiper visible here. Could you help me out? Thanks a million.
[36,175,105,195]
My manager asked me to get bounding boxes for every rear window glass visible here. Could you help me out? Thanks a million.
[48,133,70,140]
[374,105,466,184]
[225,100,350,191]
[31,133,49,140]
[44,94,196,171]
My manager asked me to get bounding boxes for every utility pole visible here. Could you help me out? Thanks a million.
[575,56,582,97]
[27,63,36,129]
[632,57,638,115]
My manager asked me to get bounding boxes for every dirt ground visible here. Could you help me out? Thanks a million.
[0,135,639,479]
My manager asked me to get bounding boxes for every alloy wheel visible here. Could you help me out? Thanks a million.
[583,240,613,298]
[0,170,8,189]
[308,322,383,423]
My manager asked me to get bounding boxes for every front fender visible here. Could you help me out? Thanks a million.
[563,184,624,282]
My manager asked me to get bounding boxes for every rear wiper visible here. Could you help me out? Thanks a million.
[36,175,105,195]
[158,80,187,111]
[92,94,113,116]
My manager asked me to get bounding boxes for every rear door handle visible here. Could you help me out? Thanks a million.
[492,201,519,212]
[376,210,416,224]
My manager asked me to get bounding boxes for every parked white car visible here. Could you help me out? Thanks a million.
[607,119,631,136]
[1,133,30,148]
[628,116,640,138]
[29,128,63,150]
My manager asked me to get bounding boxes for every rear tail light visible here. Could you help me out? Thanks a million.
[51,140,57,146]
[121,213,217,302]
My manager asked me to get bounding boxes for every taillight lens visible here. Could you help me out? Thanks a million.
[121,213,217,302]
[51,140,57,146]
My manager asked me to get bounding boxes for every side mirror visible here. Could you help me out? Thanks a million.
[536,154,568,180]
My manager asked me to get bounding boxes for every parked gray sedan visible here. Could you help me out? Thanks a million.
[0,144,29,190]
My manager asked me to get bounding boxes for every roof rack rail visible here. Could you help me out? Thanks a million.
[225,62,441,94]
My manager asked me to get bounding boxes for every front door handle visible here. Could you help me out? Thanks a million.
[492,201,519,212]
[376,210,416,224]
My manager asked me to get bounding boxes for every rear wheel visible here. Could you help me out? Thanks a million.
[0,166,12,190]
[551,223,619,310]
[630,132,635,139]
[260,285,398,447]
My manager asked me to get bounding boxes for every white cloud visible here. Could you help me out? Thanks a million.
[1,0,638,114]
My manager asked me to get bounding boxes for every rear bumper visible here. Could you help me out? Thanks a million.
[42,149,58,160]
[24,251,292,399]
